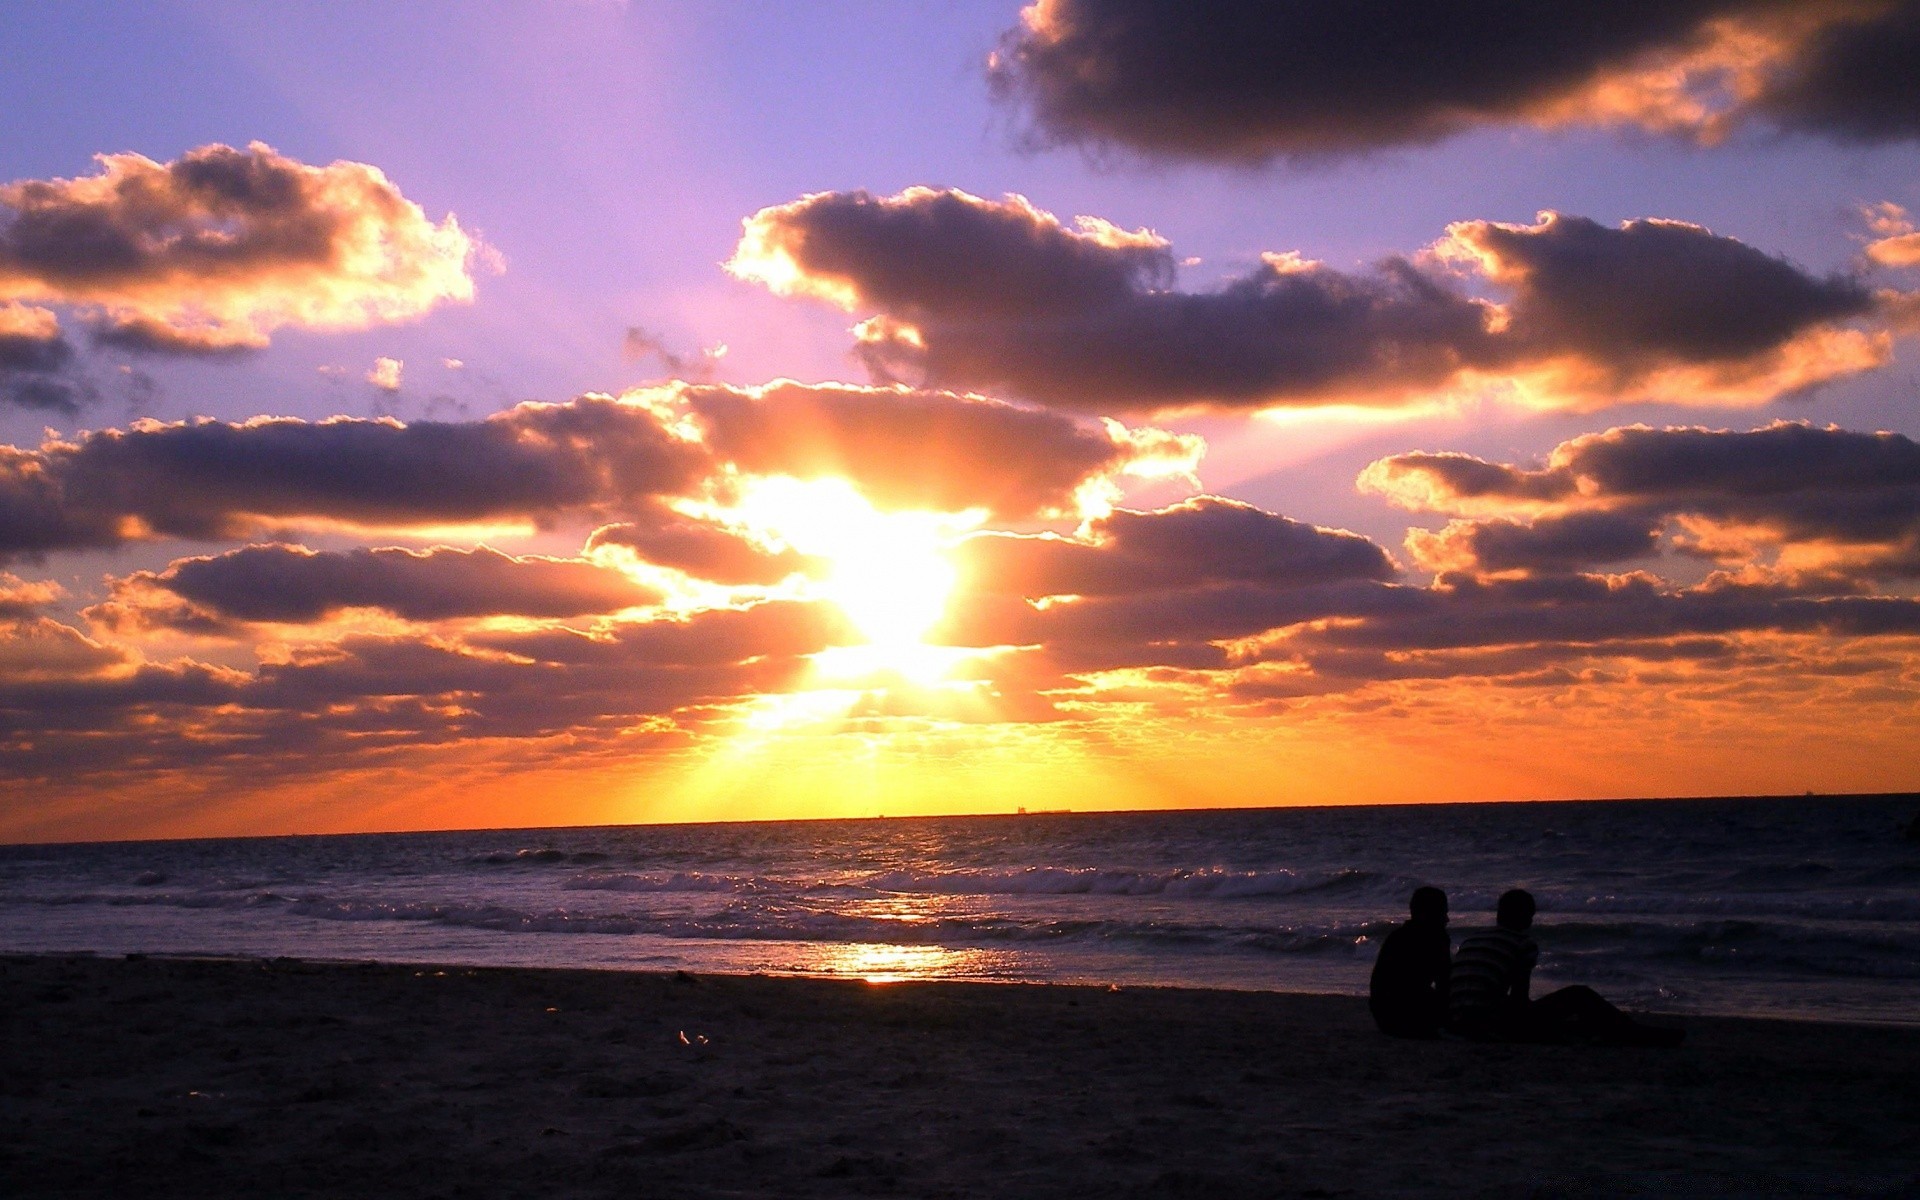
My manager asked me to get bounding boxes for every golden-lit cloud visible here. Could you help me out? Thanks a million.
[0,142,479,353]
[0,301,61,344]
[0,572,63,616]
[1865,203,1920,267]
[366,356,404,392]
[0,384,1199,563]
[664,379,1201,518]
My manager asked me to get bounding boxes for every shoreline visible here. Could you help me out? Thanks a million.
[17,946,1920,1031]
[6,953,1919,1197]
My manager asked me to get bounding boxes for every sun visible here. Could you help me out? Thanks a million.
[731,477,972,676]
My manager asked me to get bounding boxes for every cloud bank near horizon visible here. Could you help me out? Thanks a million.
[0,392,1913,801]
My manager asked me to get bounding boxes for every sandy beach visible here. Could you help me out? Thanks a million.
[3,953,1916,1199]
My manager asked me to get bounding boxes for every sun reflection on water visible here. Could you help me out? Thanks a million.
[776,942,1009,984]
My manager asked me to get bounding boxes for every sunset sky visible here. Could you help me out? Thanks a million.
[5,1,1920,842]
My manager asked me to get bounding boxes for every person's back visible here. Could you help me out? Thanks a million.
[1369,886,1451,1038]
[1447,890,1539,1035]
[1447,926,1537,1028]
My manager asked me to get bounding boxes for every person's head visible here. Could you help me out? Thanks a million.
[1496,889,1536,932]
[1409,886,1447,925]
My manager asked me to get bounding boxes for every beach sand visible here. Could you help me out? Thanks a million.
[3,954,1916,1198]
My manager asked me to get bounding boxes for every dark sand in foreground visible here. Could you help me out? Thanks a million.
[4,955,1917,1198]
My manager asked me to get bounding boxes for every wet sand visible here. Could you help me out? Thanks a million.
[3,953,1917,1198]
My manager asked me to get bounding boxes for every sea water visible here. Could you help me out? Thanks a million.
[2,795,1915,1025]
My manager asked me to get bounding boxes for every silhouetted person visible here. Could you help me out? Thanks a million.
[1369,886,1451,1038]
[1449,889,1682,1046]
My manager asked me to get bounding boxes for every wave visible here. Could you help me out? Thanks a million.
[857,865,1394,900]
[563,871,764,895]
[1531,889,1920,923]
[470,849,610,866]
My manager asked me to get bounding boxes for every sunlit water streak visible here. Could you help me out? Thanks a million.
[2,796,1916,1024]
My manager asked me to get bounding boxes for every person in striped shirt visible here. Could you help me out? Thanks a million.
[1448,889,1683,1046]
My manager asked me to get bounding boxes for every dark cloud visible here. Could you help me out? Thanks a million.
[734,190,1893,415]
[954,496,1394,598]
[0,397,708,559]
[100,544,662,630]
[0,142,477,352]
[988,0,1920,161]
[1753,2,1920,140]
[1443,213,1875,373]
[1272,574,1920,662]
[1409,512,1662,575]
[1366,422,1920,580]
[0,375,89,414]
[623,328,723,382]
[89,317,261,357]
[732,187,1172,318]
[0,302,86,412]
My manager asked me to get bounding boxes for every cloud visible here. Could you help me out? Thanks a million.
[672,379,1201,516]
[953,496,1394,599]
[1364,421,1920,581]
[0,142,478,353]
[733,188,1896,415]
[0,384,1198,561]
[623,327,726,381]
[988,0,1920,162]
[4,455,1918,790]
[586,506,822,586]
[94,543,663,631]
[937,496,1400,664]
[0,396,708,559]
[1749,2,1920,141]
[0,573,62,617]
[366,356,404,392]
[1865,203,1920,268]
[0,302,86,412]
[0,302,67,370]
[0,597,859,782]
[1437,211,1884,406]
[0,615,132,684]
[1406,512,1663,575]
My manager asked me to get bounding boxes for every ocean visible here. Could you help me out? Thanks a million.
[3,795,1916,1026]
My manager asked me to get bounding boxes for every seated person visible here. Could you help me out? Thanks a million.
[1448,889,1682,1046]
[1368,886,1451,1038]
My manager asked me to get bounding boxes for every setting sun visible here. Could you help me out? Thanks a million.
[729,476,969,656]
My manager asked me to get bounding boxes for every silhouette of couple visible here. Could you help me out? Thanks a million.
[1369,886,1683,1046]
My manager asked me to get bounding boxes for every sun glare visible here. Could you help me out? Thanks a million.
[732,477,969,670]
